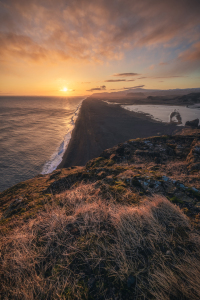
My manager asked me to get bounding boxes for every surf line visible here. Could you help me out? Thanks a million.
[41,98,86,175]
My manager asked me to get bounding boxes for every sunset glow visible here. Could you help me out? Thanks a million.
[60,87,68,92]
[0,0,200,96]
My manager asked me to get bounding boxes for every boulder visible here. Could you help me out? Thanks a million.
[185,119,199,127]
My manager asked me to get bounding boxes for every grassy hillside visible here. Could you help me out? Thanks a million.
[1,129,200,299]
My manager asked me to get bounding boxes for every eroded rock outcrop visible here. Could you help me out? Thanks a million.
[185,118,199,127]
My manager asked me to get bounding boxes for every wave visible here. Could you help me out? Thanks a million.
[41,99,85,174]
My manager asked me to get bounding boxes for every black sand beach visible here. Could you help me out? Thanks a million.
[59,98,178,168]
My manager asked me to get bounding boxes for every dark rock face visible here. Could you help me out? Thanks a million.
[187,140,200,171]
[185,119,199,127]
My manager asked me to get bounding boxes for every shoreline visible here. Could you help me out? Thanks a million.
[41,98,85,174]
[58,98,179,169]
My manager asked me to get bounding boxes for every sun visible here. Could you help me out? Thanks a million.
[60,87,68,92]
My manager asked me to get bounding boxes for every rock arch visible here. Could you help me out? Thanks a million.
[170,110,182,124]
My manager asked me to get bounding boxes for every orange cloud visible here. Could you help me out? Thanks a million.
[113,73,139,76]
[105,79,126,82]
[0,0,199,64]
[123,85,145,90]
[0,32,48,61]
[105,78,135,82]
[87,85,106,92]
[0,0,200,96]
[178,42,200,61]
[159,62,168,66]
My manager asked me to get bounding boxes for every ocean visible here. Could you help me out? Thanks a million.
[0,96,84,192]
[1,97,200,193]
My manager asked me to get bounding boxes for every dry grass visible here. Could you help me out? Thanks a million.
[1,183,200,300]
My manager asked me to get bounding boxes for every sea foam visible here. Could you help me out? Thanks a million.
[41,99,84,174]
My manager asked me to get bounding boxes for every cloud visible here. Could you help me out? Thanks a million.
[178,42,200,62]
[0,0,200,66]
[86,88,102,91]
[105,79,126,82]
[161,42,200,75]
[137,75,186,80]
[105,78,135,82]
[149,65,155,70]
[0,32,48,61]
[153,75,187,79]
[132,85,145,89]
[159,62,168,66]
[123,85,145,90]
[113,73,139,77]
[87,85,106,92]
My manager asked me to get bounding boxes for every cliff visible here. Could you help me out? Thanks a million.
[1,128,200,299]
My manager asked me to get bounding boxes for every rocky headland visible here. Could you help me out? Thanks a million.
[1,128,200,300]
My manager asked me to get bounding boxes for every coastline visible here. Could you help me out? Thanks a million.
[41,98,85,174]
[58,98,178,168]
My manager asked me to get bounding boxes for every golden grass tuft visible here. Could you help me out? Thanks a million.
[1,183,200,299]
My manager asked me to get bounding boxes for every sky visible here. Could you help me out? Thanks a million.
[0,0,200,96]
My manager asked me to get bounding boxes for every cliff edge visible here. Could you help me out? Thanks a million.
[1,128,200,300]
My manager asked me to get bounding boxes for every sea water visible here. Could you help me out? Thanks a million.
[0,96,84,192]
[121,104,200,125]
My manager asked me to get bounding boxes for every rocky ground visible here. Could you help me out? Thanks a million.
[1,128,200,300]
[1,128,200,233]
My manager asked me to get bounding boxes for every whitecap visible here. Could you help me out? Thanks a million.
[41,98,85,174]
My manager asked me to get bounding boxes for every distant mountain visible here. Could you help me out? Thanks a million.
[91,87,200,98]
[147,92,200,104]
[126,92,145,97]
